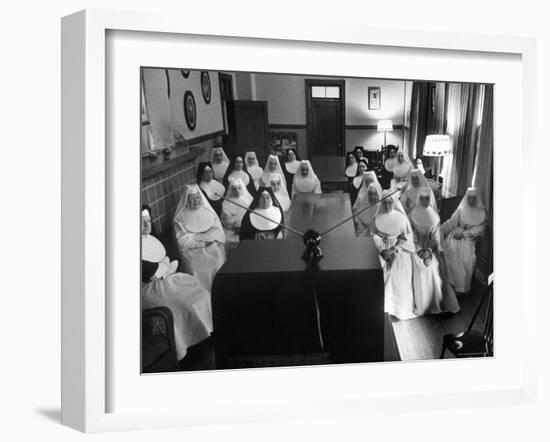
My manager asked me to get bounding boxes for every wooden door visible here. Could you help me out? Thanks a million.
[218,73,234,142]
[306,80,345,157]
[225,100,270,162]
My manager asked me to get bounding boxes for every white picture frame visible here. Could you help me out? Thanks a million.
[61,9,537,433]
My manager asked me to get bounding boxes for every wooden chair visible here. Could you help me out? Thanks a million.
[440,280,494,359]
[142,306,179,373]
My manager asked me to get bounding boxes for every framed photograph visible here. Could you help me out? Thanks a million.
[201,71,212,104]
[61,9,536,433]
[183,90,197,130]
[368,86,381,110]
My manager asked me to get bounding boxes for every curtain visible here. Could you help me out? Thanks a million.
[407,82,430,159]
[473,86,493,278]
[407,82,445,169]
[440,83,484,197]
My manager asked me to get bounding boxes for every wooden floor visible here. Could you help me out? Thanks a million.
[391,278,490,360]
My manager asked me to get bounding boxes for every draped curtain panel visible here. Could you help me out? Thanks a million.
[473,86,493,278]
[407,81,493,278]
[407,82,429,159]
[441,83,484,198]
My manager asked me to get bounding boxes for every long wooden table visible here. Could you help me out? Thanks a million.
[285,192,355,238]
[212,192,385,369]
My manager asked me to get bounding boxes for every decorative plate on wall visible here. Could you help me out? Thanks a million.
[181,70,190,78]
[201,71,211,104]
[184,91,196,130]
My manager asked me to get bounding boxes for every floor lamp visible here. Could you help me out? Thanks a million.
[377,119,393,148]
[423,135,452,182]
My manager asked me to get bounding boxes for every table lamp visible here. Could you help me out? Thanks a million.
[377,119,393,148]
[423,134,452,181]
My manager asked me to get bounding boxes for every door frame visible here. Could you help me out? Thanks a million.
[305,79,346,158]
[218,72,234,135]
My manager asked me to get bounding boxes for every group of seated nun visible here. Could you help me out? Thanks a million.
[141,205,213,360]
[346,146,486,320]
[173,146,325,288]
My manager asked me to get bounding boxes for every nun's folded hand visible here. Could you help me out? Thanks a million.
[380,248,395,262]
[396,233,407,245]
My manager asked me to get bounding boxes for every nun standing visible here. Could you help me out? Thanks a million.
[220,177,253,249]
[222,155,257,197]
[349,158,369,206]
[210,146,230,182]
[196,162,225,217]
[141,205,213,360]
[268,173,291,213]
[372,190,417,320]
[292,160,322,197]
[409,188,460,315]
[353,184,381,237]
[244,151,264,190]
[441,187,486,293]
[173,184,227,292]
[282,148,301,196]
[239,187,285,241]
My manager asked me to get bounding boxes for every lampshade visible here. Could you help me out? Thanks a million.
[423,134,452,156]
[377,120,393,132]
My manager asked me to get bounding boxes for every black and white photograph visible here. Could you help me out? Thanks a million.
[140,67,494,373]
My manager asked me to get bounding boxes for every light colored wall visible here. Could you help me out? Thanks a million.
[253,73,407,155]
[168,69,224,140]
[346,78,405,126]
[142,68,224,151]
[255,74,307,124]
[142,68,174,150]
[235,72,253,100]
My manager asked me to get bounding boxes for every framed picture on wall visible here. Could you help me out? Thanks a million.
[368,86,381,109]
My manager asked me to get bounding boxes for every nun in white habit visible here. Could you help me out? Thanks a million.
[244,151,264,190]
[409,188,460,315]
[353,171,383,212]
[141,206,212,360]
[391,151,413,189]
[353,184,381,237]
[210,146,230,182]
[268,172,291,213]
[372,190,417,320]
[292,160,322,197]
[400,169,437,213]
[173,184,227,293]
[441,187,486,293]
[260,154,287,189]
[220,177,253,249]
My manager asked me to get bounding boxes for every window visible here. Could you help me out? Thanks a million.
[311,86,340,99]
